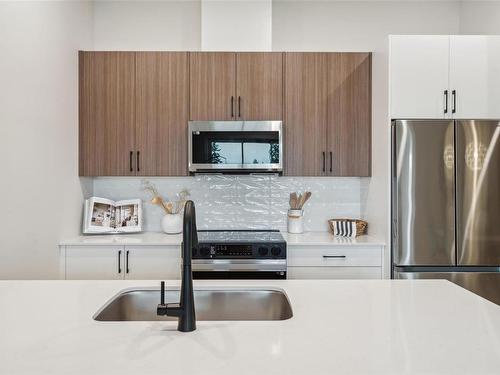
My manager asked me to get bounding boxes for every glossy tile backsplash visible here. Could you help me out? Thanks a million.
[93,176,368,232]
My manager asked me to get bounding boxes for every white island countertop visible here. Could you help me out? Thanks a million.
[1,279,499,375]
[59,231,384,247]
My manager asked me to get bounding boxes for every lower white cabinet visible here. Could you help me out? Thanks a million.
[124,247,180,280]
[61,245,181,280]
[65,246,123,280]
[287,245,383,279]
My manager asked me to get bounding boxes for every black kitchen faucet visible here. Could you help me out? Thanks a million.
[157,200,197,332]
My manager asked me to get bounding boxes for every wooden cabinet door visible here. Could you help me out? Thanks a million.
[236,52,283,120]
[136,52,189,176]
[124,246,181,280]
[328,53,372,177]
[450,36,500,119]
[79,52,135,176]
[65,246,124,280]
[189,52,236,121]
[390,35,450,119]
[284,53,328,176]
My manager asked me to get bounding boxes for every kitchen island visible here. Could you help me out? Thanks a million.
[1,279,499,375]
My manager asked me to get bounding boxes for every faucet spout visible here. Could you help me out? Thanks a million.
[157,200,197,332]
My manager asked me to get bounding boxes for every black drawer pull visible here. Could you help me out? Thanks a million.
[118,250,122,274]
[323,255,346,259]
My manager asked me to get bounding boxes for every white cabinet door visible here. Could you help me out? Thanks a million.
[65,246,123,280]
[390,35,450,119]
[287,267,381,280]
[450,36,500,119]
[124,246,181,280]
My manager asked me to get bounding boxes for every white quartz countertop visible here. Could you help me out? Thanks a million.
[1,279,499,375]
[59,231,384,247]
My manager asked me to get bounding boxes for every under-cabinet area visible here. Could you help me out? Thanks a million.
[78,51,372,177]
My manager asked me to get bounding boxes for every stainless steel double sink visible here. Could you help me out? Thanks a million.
[94,288,293,321]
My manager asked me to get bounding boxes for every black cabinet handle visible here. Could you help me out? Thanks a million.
[323,255,346,259]
[322,152,326,173]
[129,151,133,172]
[118,250,122,274]
[452,90,456,114]
[444,90,448,114]
[231,96,234,118]
[126,250,130,274]
[329,151,333,173]
[136,151,140,173]
[238,96,242,118]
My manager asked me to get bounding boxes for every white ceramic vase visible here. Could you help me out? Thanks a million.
[161,213,183,234]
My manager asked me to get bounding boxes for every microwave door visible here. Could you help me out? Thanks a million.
[188,121,282,172]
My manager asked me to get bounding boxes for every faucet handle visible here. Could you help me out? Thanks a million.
[157,281,167,316]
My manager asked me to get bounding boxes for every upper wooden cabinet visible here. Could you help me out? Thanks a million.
[189,52,236,121]
[135,52,189,176]
[284,52,372,177]
[79,52,135,176]
[79,50,370,177]
[284,53,328,176]
[79,51,189,176]
[189,52,283,121]
[236,53,283,120]
[328,53,372,177]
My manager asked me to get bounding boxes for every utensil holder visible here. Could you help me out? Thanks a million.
[287,209,304,234]
[161,213,183,234]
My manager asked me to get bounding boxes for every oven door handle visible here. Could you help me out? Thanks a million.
[192,259,286,272]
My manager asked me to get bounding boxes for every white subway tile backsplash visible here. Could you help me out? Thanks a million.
[92,176,368,232]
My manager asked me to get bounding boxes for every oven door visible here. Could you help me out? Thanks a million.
[192,259,287,280]
[188,121,283,173]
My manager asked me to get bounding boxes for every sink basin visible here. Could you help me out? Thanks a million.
[94,287,293,321]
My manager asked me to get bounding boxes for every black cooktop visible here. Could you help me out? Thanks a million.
[197,229,285,244]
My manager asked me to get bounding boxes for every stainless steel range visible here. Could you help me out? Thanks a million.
[192,230,287,279]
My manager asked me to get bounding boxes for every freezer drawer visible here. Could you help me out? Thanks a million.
[392,120,455,266]
[456,120,500,266]
[394,269,500,306]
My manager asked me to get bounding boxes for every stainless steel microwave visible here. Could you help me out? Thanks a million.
[188,121,283,174]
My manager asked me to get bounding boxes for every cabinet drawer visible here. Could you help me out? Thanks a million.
[287,266,381,280]
[288,246,382,267]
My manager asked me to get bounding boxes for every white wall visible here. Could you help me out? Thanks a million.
[93,0,201,50]
[459,1,500,34]
[201,0,272,51]
[0,1,93,279]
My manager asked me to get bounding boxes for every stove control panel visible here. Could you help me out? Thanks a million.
[193,243,286,259]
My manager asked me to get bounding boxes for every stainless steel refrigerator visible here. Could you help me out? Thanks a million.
[392,119,500,305]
